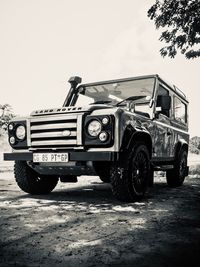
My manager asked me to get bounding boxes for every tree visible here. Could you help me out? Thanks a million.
[148,0,200,59]
[0,104,15,132]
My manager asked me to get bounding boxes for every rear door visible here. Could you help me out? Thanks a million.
[170,95,189,156]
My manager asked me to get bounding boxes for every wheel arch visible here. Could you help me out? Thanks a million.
[120,125,152,158]
[175,140,189,159]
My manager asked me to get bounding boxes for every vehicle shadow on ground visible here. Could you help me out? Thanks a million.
[1,177,200,267]
[2,177,197,209]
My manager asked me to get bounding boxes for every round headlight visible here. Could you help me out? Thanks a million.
[88,120,102,137]
[16,125,26,140]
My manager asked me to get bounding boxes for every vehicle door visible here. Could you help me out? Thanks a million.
[153,84,174,159]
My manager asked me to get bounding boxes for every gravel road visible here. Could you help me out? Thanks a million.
[0,172,200,267]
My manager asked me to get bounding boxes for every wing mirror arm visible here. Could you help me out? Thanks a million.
[149,99,154,108]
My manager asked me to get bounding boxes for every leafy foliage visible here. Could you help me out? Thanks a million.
[189,136,200,154]
[148,0,200,59]
[0,104,15,132]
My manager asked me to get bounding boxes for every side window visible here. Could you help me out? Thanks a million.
[157,85,169,97]
[156,84,170,117]
[174,96,187,124]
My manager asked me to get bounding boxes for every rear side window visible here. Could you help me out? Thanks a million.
[174,96,187,124]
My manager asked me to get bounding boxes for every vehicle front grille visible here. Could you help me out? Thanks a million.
[30,114,82,148]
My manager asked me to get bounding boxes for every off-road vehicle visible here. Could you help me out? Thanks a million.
[4,75,189,202]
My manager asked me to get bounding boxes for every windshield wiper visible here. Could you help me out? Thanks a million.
[90,100,113,105]
[116,95,146,106]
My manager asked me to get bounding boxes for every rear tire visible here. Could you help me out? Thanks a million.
[111,143,150,202]
[14,161,58,194]
[166,150,188,187]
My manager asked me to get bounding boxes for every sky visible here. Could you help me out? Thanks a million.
[0,0,200,137]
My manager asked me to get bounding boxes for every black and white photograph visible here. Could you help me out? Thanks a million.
[0,1,200,266]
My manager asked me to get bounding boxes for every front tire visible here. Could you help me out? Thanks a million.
[166,150,188,187]
[111,143,150,202]
[14,161,58,194]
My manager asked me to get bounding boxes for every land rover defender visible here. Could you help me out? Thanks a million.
[4,75,189,202]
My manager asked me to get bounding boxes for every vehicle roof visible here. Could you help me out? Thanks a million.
[80,74,188,103]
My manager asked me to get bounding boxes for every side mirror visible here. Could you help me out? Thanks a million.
[156,95,171,110]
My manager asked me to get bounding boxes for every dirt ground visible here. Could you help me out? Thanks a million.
[0,171,200,267]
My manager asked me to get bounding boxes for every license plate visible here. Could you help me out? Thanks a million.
[33,153,69,163]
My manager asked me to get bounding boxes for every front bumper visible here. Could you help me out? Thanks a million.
[4,151,119,162]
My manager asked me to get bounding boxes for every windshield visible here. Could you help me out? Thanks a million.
[74,78,155,106]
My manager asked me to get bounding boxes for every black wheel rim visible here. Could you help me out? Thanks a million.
[131,151,148,194]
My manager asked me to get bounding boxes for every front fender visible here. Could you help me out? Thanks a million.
[120,124,152,157]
